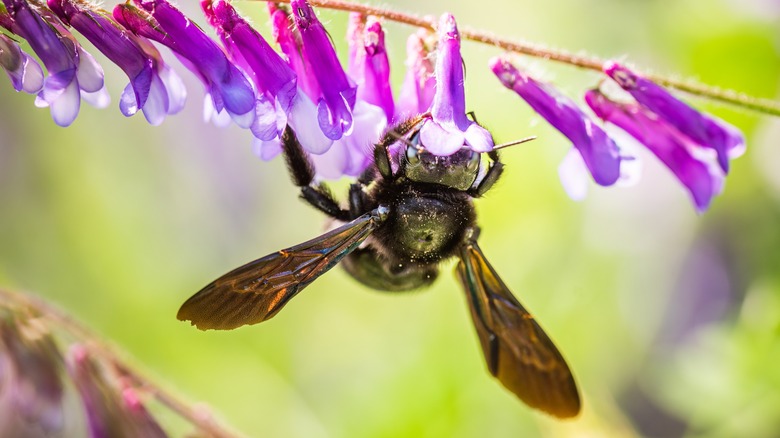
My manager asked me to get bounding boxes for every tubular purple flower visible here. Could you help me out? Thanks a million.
[586,89,724,212]
[0,33,43,93]
[604,61,745,173]
[347,14,394,122]
[67,345,167,438]
[203,0,286,141]
[268,3,320,103]
[202,0,330,156]
[112,3,166,43]
[395,30,435,120]
[1,0,106,126]
[291,0,356,140]
[418,14,493,156]
[48,0,185,125]
[128,0,255,128]
[490,55,621,186]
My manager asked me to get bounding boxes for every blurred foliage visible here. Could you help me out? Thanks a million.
[1,0,779,436]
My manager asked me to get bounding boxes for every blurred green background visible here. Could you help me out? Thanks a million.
[1,0,780,436]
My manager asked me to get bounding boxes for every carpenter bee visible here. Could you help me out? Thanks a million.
[177,115,581,418]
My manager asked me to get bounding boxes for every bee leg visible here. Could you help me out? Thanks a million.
[349,181,376,220]
[372,114,428,181]
[281,126,351,221]
[469,159,504,198]
[373,140,393,180]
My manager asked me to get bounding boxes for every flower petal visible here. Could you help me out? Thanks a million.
[558,147,590,201]
[19,52,44,93]
[269,4,321,102]
[395,30,435,120]
[141,72,169,126]
[419,14,493,155]
[4,0,78,81]
[252,137,283,161]
[490,55,620,186]
[119,82,139,116]
[74,46,104,93]
[310,100,385,177]
[604,61,745,173]
[0,34,43,93]
[292,0,356,140]
[586,88,725,212]
[250,95,280,141]
[210,0,297,112]
[348,15,394,121]
[81,86,110,109]
[49,78,80,126]
[419,120,465,155]
[133,0,255,123]
[158,64,186,114]
[203,93,232,127]
[429,14,466,129]
[287,92,333,154]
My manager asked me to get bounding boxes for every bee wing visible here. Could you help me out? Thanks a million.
[456,240,581,418]
[178,207,388,331]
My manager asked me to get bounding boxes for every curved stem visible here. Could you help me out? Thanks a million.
[258,0,780,117]
[0,289,240,438]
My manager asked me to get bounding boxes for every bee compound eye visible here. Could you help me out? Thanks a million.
[406,146,420,165]
[467,151,480,171]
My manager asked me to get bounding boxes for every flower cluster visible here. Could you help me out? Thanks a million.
[491,57,745,212]
[0,0,747,210]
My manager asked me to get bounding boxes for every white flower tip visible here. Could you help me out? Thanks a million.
[558,148,590,201]
[438,13,458,38]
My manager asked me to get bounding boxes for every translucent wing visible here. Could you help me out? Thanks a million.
[456,240,581,418]
[178,207,388,330]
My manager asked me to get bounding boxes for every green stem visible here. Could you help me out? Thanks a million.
[259,0,780,117]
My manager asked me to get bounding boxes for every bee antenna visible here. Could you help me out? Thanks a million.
[492,136,537,151]
[386,129,424,151]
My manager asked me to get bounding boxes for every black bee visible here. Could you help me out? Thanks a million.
[177,115,581,418]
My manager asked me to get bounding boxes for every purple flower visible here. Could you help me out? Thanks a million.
[490,55,621,186]
[265,4,334,157]
[202,0,329,158]
[48,0,185,125]
[203,0,285,141]
[268,2,383,177]
[418,14,493,156]
[111,3,166,43]
[395,30,435,120]
[604,61,745,173]
[303,12,394,178]
[290,0,357,141]
[347,14,394,122]
[1,0,106,126]
[120,0,255,128]
[586,89,725,212]
[67,345,167,438]
[0,33,43,93]
[268,3,320,104]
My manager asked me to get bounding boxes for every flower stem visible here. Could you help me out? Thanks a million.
[257,0,780,117]
[0,289,240,438]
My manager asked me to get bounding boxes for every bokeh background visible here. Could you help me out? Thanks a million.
[2,0,780,436]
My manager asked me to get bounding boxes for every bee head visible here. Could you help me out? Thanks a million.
[401,130,481,191]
